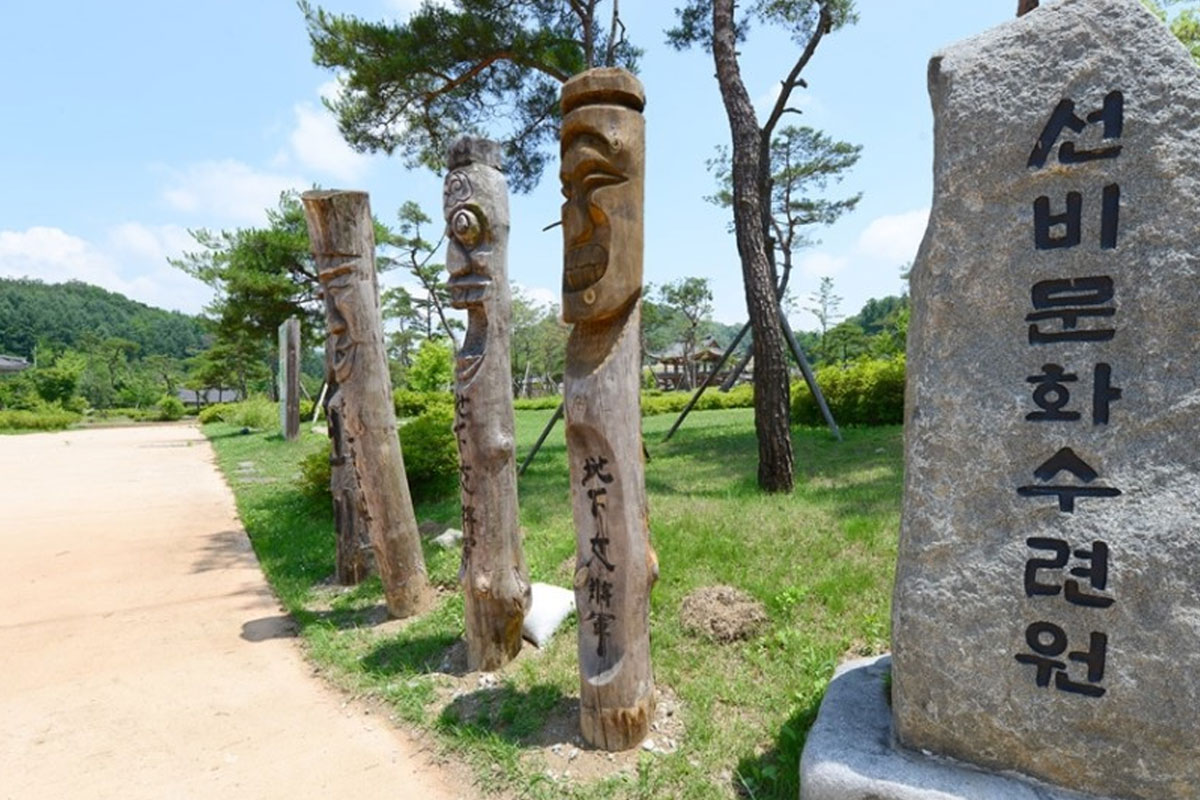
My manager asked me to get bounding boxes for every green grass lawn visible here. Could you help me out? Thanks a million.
[205,408,902,799]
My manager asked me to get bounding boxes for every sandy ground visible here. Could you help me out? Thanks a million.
[0,423,466,800]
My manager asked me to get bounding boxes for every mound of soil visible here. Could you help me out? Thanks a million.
[679,585,768,643]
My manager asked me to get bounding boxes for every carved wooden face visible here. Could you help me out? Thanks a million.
[445,169,494,310]
[444,156,510,384]
[560,104,644,323]
[319,265,360,386]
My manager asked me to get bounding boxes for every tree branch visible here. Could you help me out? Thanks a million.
[763,2,832,138]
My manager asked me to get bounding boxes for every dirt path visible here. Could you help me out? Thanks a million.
[0,424,466,800]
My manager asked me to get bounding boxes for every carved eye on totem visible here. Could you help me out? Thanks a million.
[451,208,483,248]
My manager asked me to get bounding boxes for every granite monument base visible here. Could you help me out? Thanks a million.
[799,656,1112,800]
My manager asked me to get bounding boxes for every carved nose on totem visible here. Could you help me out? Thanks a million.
[565,196,595,247]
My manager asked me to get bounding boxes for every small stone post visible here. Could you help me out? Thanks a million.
[277,317,300,441]
[560,68,657,752]
[302,190,432,618]
[444,137,531,671]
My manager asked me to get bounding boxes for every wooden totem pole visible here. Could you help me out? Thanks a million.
[324,342,373,585]
[277,317,300,441]
[302,190,432,618]
[445,137,531,670]
[560,68,657,751]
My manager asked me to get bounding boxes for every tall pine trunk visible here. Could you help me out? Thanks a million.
[711,0,795,493]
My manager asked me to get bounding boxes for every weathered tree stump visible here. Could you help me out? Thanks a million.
[445,137,531,671]
[302,190,432,618]
[560,68,657,751]
[324,345,373,585]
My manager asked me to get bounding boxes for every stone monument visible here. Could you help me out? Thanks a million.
[277,317,300,441]
[560,68,657,752]
[444,136,531,671]
[302,190,432,619]
[800,1,1200,798]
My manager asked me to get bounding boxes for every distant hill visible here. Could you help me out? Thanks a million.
[0,278,208,360]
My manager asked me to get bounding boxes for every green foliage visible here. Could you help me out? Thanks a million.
[207,409,902,800]
[0,278,206,362]
[0,407,81,432]
[641,384,748,415]
[302,0,638,193]
[512,394,561,410]
[399,404,459,501]
[393,388,454,418]
[155,395,186,421]
[197,402,234,424]
[792,357,905,426]
[510,289,568,396]
[298,443,333,499]
[406,338,454,392]
[221,395,278,429]
[1144,0,1200,63]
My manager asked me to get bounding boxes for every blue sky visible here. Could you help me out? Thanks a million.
[0,0,1018,329]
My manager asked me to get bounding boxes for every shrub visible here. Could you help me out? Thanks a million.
[792,356,906,427]
[393,388,454,419]
[198,402,233,424]
[399,403,459,501]
[299,398,315,421]
[298,443,332,499]
[407,338,454,392]
[225,395,277,429]
[0,407,81,432]
[156,395,186,421]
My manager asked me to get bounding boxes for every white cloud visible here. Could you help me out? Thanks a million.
[797,251,850,279]
[107,222,194,265]
[162,159,305,225]
[514,283,558,310]
[289,102,370,183]
[854,208,929,264]
[0,226,213,315]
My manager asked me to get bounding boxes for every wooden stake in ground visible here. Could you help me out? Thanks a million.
[302,190,432,618]
[444,137,531,670]
[323,343,373,585]
[277,317,300,441]
[560,68,657,751]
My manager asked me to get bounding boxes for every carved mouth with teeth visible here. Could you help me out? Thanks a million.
[563,244,608,292]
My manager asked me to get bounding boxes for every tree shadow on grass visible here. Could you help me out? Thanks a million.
[731,690,825,800]
[437,683,575,748]
[361,631,465,677]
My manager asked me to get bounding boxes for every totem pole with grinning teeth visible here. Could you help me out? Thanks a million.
[445,137,531,671]
[560,68,658,751]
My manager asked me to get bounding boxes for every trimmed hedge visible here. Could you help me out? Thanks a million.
[512,394,561,411]
[792,357,905,427]
[0,407,81,431]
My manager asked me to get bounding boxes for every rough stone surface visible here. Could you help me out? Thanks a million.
[800,656,1109,800]
[893,2,1200,799]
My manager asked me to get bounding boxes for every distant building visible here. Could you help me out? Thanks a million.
[650,338,749,390]
[177,388,241,408]
[0,355,31,374]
